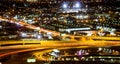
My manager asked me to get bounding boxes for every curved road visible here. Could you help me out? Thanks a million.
[0,40,120,61]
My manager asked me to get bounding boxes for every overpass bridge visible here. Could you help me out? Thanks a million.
[0,39,120,49]
[0,36,120,47]
[62,36,120,41]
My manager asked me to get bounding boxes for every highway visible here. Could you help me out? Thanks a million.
[0,18,61,36]
[1,40,120,49]
[0,40,120,61]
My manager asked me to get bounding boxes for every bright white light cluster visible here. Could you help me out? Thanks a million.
[74,2,81,8]
[62,1,81,9]
[62,2,68,9]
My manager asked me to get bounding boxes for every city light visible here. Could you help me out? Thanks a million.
[27,0,38,2]
[53,49,60,53]
[0,26,2,29]
[74,2,81,8]
[35,27,40,30]
[27,58,36,63]
[98,48,102,51]
[62,2,68,9]
[21,33,27,37]
[37,35,42,39]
